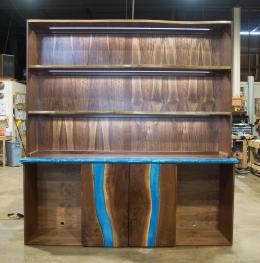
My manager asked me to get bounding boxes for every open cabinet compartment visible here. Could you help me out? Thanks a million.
[24,162,234,247]
[24,163,82,245]
[176,164,234,245]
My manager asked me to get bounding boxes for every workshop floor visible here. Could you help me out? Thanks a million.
[0,167,260,263]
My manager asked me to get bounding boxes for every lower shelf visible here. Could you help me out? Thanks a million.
[176,228,231,246]
[28,228,81,246]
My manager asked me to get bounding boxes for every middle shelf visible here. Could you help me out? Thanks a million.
[27,110,231,117]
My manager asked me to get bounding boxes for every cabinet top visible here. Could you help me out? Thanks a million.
[27,19,232,32]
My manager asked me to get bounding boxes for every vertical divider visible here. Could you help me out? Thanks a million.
[24,163,38,244]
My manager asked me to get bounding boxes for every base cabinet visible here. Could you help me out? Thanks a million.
[24,163,234,247]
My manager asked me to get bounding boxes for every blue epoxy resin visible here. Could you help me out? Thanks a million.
[147,163,160,247]
[93,163,114,247]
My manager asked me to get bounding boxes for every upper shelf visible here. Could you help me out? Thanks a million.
[27,111,231,117]
[28,64,231,76]
[28,19,232,33]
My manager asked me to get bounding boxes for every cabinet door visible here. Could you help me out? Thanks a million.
[81,163,129,247]
[129,164,177,247]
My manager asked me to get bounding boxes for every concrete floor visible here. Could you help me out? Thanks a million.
[0,167,260,263]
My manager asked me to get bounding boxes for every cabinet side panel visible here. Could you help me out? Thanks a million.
[156,164,177,247]
[219,165,234,244]
[81,164,104,246]
[24,164,38,244]
[129,164,152,247]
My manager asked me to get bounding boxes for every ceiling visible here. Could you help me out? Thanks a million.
[1,0,260,79]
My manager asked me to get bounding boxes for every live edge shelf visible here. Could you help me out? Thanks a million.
[23,19,236,247]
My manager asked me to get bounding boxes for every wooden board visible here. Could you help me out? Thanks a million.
[28,74,231,113]
[27,116,229,155]
[129,164,177,247]
[81,163,129,247]
[32,33,231,67]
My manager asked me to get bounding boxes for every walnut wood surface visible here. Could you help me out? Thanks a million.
[25,164,82,245]
[26,116,229,154]
[156,164,177,247]
[34,34,231,67]
[103,164,129,247]
[176,164,231,245]
[28,74,231,113]
[81,164,104,246]
[129,164,152,246]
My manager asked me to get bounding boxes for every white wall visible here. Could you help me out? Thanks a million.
[2,81,26,137]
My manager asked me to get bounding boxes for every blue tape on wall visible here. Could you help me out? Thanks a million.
[147,163,160,247]
[93,163,114,247]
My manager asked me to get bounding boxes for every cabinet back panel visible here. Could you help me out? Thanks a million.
[26,116,227,153]
[28,74,231,112]
[34,33,230,66]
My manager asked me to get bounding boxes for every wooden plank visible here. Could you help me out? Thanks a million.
[103,164,129,247]
[129,164,151,247]
[24,164,38,244]
[129,164,177,247]
[27,111,231,116]
[81,164,104,246]
[33,116,221,153]
[156,164,177,247]
[28,64,231,71]
[219,164,234,244]
[82,163,129,247]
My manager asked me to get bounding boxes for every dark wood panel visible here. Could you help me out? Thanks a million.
[219,165,234,244]
[35,164,82,245]
[156,164,177,247]
[129,164,177,247]
[28,74,231,113]
[28,116,223,153]
[81,164,104,246]
[36,34,230,67]
[129,164,151,246]
[103,164,129,247]
[176,164,222,245]
[24,164,38,244]
[82,163,129,247]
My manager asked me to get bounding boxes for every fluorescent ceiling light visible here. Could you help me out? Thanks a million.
[241,31,260,35]
[49,26,211,31]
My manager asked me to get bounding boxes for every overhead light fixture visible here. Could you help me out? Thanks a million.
[49,26,211,32]
[48,69,211,75]
[240,31,260,36]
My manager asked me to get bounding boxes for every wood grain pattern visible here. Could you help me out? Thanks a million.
[156,164,177,247]
[25,164,82,245]
[82,163,129,247]
[28,74,231,113]
[27,116,228,154]
[129,164,152,246]
[103,164,129,247]
[176,164,230,246]
[81,164,104,246]
[219,165,234,244]
[36,34,230,67]
[24,164,38,244]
